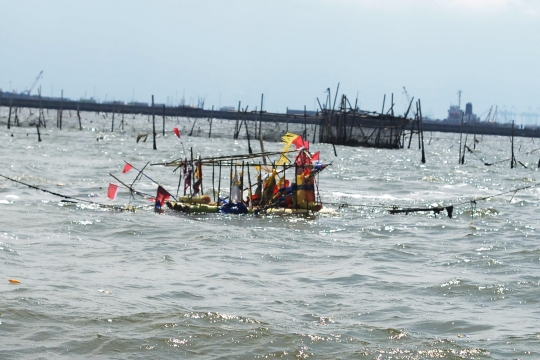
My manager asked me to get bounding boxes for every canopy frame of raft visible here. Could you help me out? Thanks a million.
[151,148,327,215]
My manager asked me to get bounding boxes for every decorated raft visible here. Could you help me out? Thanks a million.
[146,132,329,215]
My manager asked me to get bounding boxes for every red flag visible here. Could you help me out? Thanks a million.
[173,127,181,140]
[122,163,133,173]
[311,151,320,161]
[107,183,119,200]
[155,186,171,208]
[292,135,304,150]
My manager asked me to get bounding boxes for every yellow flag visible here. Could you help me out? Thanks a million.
[276,154,290,166]
[281,132,301,153]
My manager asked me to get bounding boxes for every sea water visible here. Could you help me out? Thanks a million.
[1,113,539,359]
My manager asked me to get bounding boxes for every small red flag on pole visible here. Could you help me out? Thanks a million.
[107,183,119,200]
[173,127,181,140]
[122,163,133,173]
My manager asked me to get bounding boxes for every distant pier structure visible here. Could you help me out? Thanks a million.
[2,90,540,143]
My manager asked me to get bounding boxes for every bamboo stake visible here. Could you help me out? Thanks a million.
[184,157,188,196]
[111,108,115,132]
[59,89,63,129]
[152,95,156,150]
[199,154,204,195]
[212,162,215,202]
[244,109,253,154]
[36,124,41,142]
[77,103,82,130]
[461,115,471,164]
[176,164,183,199]
[234,101,241,139]
[419,99,425,164]
[511,121,515,169]
[240,161,245,202]
[458,112,464,164]
[217,161,222,204]
[209,105,214,138]
[247,163,253,211]
[7,97,12,129]
[229,161,233,202]
[162,105,166,136]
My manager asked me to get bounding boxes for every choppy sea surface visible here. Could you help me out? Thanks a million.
[1,112,540,359]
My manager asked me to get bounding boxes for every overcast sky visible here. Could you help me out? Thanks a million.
[1,0,539,121]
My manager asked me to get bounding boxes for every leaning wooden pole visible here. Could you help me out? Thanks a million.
[111,107,115,132]
[59,89,63,130]
[77,102,82,130]
[7,97,12,129]
[162,105,166,136]
[458,112,464,164]
[418,99,426,164]
[511,120,515,169]
[152,95,157,150]
[234,101,241,139]
[36,124,41,142]
[208,105,214,138]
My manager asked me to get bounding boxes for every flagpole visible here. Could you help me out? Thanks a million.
[124,161,177,201]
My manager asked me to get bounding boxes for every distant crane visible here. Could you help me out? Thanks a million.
[402,86,415,118]
[22,70,44,95]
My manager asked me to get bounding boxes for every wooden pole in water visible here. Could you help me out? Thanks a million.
[217,161,222,204]
[511,120,515,169]
[77,103,82,130]
[59,89,63,129]
[189,148,193,198]
[458,112,464,164]
[111,107,115,132]
[419,99,426,164]
[36,124,41,142]
[212,162,215,202]
[229,160,233,202]
[243,109,253,154]
[209,105,214,138]
[152,95,157,150]
[462,115,471,164]
[199,154,203,195]
[7,97,12,129]
[247,163,253,211]
[162,105,166,136]
[240,161,245,202]
[175,165,183,199]
[183,157,188,196]
[121,108,124,132]
[234,101,241,139]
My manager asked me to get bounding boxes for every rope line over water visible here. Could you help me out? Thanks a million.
[0,174,138,211]
[332,181,540,218]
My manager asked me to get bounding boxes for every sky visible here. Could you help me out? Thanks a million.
[1,0,539,122]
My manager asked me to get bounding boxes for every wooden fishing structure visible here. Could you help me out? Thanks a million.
[317,90,412,149]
